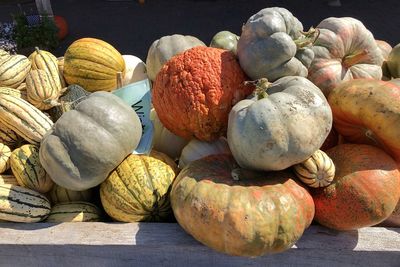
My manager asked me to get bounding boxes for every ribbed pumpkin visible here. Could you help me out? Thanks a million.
[48,183,93,205]
[29,47,63,93]
[311,144,400,230]
[171,154,315,257]
[0,143,11,173]
[293,150,335,188]
[149,150,179,175]
[46,201,102,222]
[63,38,125,92]
[10,144,54,193]
[0,54,31,88]
[0,94,53,144]
[0,123,23,149]
[100,154,176,222]
[26,69,62,110]
[0,174,18,185]
[152,46,253,141]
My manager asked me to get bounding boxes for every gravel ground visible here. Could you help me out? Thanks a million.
[0,0,399,59]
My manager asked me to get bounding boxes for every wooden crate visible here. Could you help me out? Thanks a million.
[0,223,398,266]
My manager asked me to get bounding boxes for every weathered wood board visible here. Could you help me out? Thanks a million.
[0,223,398,266]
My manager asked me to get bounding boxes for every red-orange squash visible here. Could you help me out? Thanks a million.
[152,46,253,141]
[328,79,400,161]
[311,144,400,230]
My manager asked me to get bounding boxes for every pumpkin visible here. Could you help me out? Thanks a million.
[0,143,11,173]
[178,137,230,169]
[293,150,335,188]
[308,17,383,96]
[320,128,339,151]
[328,79,400,162]
[0,54,31,88]
[389,78,400,87]
[171,154,315,257]
[63,38,125,92]
[237,7,316,81]
[210,31,239,54]
[150,108,188,160]
[228,76,332,171]
[376,40,392,80]
[311,144,400,230]
[387,43,400,78]
[100,154,176,222]
[49,184,93,205]
[54,15,68,40]
[152,46,253,141]
[121,55,147,86]
[380,200,400,227]
[10,144,54,193]
[146,34,205,81]
[39,91,142,191]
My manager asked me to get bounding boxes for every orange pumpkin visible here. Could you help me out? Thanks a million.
[311,144,400,230]
[152,46,253,141]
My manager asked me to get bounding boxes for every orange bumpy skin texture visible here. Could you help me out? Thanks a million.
[152,46,253,141]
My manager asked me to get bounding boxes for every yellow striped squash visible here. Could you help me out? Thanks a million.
[0,94,53,144]
[0,50,9,61]
[46,201,102,222]
[0,123,23,149]
[10,144,54,193]
[49,183,93,204]
[57,56,67,88]
[0,174,18,185]
[63,38,125,92]
[0,143,11,173]
[0,86,28,100]
[100,154,176,222]
[149,149,179,175]
[293,149,335,188]
[26,69,61,110]
[29,48,63,92]
[0,184,50,222]
[0,55,31,88]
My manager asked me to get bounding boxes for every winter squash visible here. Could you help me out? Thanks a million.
[228,76,332,171]
[293,150,335,188]
[46,202,102,222]
[328,79,400,161]
[0,49,9,61]
[320,128,339,151]
[387,43,400,78]
[149,149,179,175]
[40,92,142,191]
[10,144,54,193]
[146,34,205,81]
[152,46,253,141]
[0,174,18,185]
[49,184,94,205]
[0,54,31,88]
[308,17,383,96]
[121,55,147,86]
[0,143,11,173]
[210,31,239,54]
[311,144,400,230]
[63,38,125,92]
[376,40,392,80]
[0,123,23,149]
[100,154,176,222]
[380,201,400,227]
[178,137,231,169]
[237,7,316,81]
[171,154,315,257]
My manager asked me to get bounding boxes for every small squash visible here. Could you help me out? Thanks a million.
[0,143,11,173]
[0,54,31,88]
[293,149,335,188]
[46,201,102,222]
[210,31,239,54]
[121,55,147,86]
[48,184,93,205]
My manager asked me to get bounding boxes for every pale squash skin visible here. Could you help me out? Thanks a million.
[387,43,400,78]
[228,76,332,171]
[39,92,142,191]
[121,55,147,86]
[146,34,205,81]
[46,201,102,222]
[210,31,239,54]
[0,143,11,173]
[308,17,383,96]
[237,7,315,81]
[171,154,315,257]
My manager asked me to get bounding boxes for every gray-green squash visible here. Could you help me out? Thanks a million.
[210,31,239,54]
[387,43,400,78]
[39,91,142,191]
[227,76,332,171]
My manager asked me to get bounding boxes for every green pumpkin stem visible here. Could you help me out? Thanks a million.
[294,27,320,48]
[245,78,271,100]
[342,49,369,69]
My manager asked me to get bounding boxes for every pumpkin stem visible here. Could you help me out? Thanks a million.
[43,99,61,107]
[342,49,369,69]
[34,46,41,53]
[116,72,123,89]
[295,27,320,48]
[245,78,272,100]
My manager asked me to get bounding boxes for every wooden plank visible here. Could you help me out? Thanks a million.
[0,223,398,266]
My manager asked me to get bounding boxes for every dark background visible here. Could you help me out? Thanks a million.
[1,0,399,60]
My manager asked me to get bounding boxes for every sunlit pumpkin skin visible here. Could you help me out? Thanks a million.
[237,7,315,82]
[387,43,400,78]
[152,46,253,141]
[312,144,400,230]
[171,154,314,257]
[210,31,239,55]
[328,79,400,162]
[308,17,383,96]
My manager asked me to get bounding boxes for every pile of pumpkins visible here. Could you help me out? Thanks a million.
[0,6,400,257]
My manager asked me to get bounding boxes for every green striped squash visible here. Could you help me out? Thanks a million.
[26,69,61,110]
[0,86,28,100]
[0,50,9,61]
[0,174,18,185]
[0,184,51,222]
[49,183,93,204]
[10,144,54,193]
[0,55,31,88]
[0,94,53,144]
[0,143,11,173]
[0,123,23,149]
[46,201,102,222]
[100,154,176,222]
